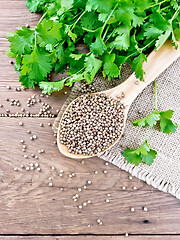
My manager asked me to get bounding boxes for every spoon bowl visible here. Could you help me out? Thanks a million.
[57,40,180,159]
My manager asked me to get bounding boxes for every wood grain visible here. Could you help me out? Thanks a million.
[0,0,180,237]
[0,236,180,240]
[1,118,180,235]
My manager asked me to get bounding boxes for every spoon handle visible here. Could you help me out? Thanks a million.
[107,40,180,106]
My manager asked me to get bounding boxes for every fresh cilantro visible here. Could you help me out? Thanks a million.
[132,110,160,127]
[159,110,178,134]
[132,81,177,134]
[123,81,178,166]
[122,140,157,166]
[6,0,180,92]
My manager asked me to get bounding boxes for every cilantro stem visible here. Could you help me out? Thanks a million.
[150,0,168,8]
[140,39,156,52]
[38,11,48,24]
[154,81,158,110]
[102,25,110,41]
[146,127,153,141]
[170,6,180,22]
[71,10,87,30]
[101,3,118,35]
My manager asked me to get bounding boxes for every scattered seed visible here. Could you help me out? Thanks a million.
[20,140,24,143]
[94,171,98,174]
[24,155,28,159]
[37,167,41,172]
[19,122,23,126]
[130,207,135,212]
[49,182,53,187]
[107,193,111,197]
[87,180,92,185]
[81,160,85,164]
[129,176,133,180]
[33,135,37,139]
[122,186,126,190]
[105,199,110,203]
[78,188,82,192]
[133,187,137,190]
[125,233,129,237]
[143,207,148,212]
[14,167,18,171]
[105,162,109,166]
[26,167,30,171]
[78,205,82,209]
[40,123,43,127]
[103,170,108,174]
[51,166,55,170]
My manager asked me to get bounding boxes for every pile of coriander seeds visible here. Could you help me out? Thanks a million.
[60,93,125,156]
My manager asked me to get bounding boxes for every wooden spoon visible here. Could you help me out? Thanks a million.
[57,40,180,159]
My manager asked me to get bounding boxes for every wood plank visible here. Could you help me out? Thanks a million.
[0,236,180,240]
[0,118,180,235]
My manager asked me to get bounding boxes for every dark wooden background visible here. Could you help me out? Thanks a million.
[0,0,180,239]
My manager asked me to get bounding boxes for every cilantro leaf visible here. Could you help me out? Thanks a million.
[159,110,178,134]
[25,0,52,12]
[36,20,63,47]
[103,53,119,80]
[122,140,157,166]
[144,26,163,39]
[131,53,147,81]
[90,32,106,56]
[155,29,171,50]
[39,80,64,94]
[84,54,102,83]
[21,47,52,81]
[132,110,160,127]
[7,27,35,55]
[109,25,130,51]
[19,74,35,88]
[150,11,170,31]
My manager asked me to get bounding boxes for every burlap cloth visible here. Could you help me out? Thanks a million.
[53,58,180,199]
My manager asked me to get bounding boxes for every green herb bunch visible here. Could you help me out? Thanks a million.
[6,0,180,93]
[122,81,178,166]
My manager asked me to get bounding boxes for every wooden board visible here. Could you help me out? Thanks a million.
[1,0,180,238]
[1,117,180,235]
[0,236,180,240]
